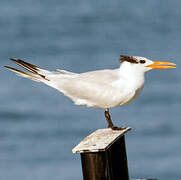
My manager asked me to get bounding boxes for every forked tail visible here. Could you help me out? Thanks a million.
[4,59,50,82]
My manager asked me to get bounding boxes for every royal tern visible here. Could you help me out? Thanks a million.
[4,55,176,130]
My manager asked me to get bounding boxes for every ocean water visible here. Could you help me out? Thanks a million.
[0,0,181,179]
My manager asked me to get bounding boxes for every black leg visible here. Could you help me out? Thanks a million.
[104,109,126,130]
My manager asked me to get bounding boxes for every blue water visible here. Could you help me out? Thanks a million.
[0,0,181,179]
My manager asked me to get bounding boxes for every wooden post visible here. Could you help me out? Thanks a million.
[72,127,157,180]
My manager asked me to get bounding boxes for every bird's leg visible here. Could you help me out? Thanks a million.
[104,108,126,130]
[105,108,114,128]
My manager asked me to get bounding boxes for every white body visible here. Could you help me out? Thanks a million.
[6,59,147,110]
[8,56,171,109]
[43,62,145,108]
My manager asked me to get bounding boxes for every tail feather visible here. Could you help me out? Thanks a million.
[9,58,38,74]
[4,58,50,81]
[4,66,42,82]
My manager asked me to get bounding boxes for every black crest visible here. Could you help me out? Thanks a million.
[120,55,138,64]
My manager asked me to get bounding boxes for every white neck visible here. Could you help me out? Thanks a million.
[118,61,145,88]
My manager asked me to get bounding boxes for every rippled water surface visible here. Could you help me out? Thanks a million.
[0,0,181,180]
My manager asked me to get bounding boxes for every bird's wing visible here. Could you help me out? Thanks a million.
[76,69,121,85]
[51,69,131,108]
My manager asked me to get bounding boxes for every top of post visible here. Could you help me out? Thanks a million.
[72,127,131,153]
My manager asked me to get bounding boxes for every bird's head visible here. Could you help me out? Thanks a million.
[120,55,176,73]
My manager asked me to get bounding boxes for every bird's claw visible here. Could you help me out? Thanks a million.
[108,126,127,131]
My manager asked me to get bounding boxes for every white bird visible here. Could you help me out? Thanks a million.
[4,55,176,130]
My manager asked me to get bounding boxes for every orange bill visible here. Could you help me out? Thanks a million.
[146,61,176,69]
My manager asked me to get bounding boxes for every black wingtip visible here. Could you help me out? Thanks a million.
[4,66,14,70]
[9,58,17,62]
[4,65,11,69]
[4,66,17,72]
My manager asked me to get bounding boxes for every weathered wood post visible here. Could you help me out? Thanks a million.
[72,127,157,180]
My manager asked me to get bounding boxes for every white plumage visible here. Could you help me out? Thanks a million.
[4,55,176,130]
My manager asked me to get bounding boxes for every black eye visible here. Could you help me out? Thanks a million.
[140,60,146,64]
